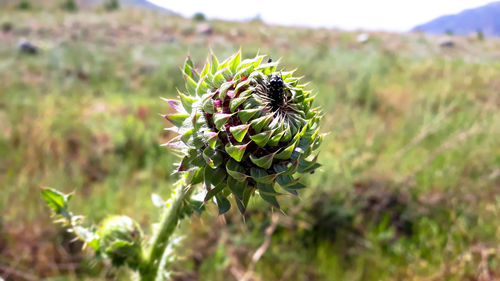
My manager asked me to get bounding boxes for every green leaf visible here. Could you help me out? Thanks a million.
[227,176,247,200]
[236,187,254,214]
[164,113,189,128]
[225,143,248,162]
[196,75,210,96]
[189,167,205,185]
[238,108,261,124]
[250,152,275,169]
[204,131,219,149]
[215,193,231,214]
[218,81,234,101]
[229,124,250,142]
[41,188,72,218]
[213,113,233,130]
[255,61,278,75]
[203,147,224,168]
[298,160,321,174]
[250,130,274,147]
[234,66,251,80]
[237,55,265,71]
[178,91,196,113]
[281,125,293,142]
[204,166,226,188]
[250,115,273,133]
[211,52,219,74]
[184,73,198,94]
[212,68,227,87]
[202,97,215,114]
[226,160,249,182]
[229,97,248,112]
[267,130,285,146]
[234,79,251,94]
[204,181,226,202]
[200,60,210,79]
[250,168,277,184]
[257,183,280,209]
[275,139,298,160]
[228,50,241,73]
[276,175,305,189]
[184,56,197,80]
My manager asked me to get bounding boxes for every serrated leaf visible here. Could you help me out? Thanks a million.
[250,152,276,169]
[273,161,299,176]
[234,66,251,80]
[236,187,254,214]
[204,131,219,149]
[202,97,215,114]
[227,176,247,200]
[164,113,189,127]
[238,108,261,124]
[229,124,250,142]
[275,139,298,160]
[228,50,241,73]
[203,147,224,168]
[250,130,274,147]
[189,167,205,185]
[229,97,248,112]
[298,162,321,174]
[204,181,226,202]
[211,52,219,74]
[255,61,278,75]
[257,183,280,209]
[250,168,277,184]
[213,113,233,130]
[196,75,210,96]
[184,73,198,94]
[240,54,265,68]
[215,193,231,214]
[200,60,210,79]
[178,91,196,113]
[41,188,72,218]
[276,175,305,189]
[212,67,227,87]
[234,79,251,94]
[226,159,249,182]
[267,130,284,146]
[225,142,248,162]
[250,115,273,133]
[281,125,293,142]
[218,81,234,101]
[204,166,226,188]
[184,56,197,79]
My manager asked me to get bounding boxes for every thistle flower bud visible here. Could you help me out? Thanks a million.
[98,215,143,268]
[163,51,322,214]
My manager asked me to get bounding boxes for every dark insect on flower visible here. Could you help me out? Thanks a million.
[267,74,285,111]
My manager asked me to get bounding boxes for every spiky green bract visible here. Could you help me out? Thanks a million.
[163,51,322,214]
[98,215,143,268]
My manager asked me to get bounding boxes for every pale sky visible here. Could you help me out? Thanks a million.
[147,0,493,31]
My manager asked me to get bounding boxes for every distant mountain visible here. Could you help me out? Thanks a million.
[412,1,500,36]
[122,0,169,11]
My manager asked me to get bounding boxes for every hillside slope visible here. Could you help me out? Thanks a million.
[413,1,500,36]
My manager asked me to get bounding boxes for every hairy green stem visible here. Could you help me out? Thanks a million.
[139,179,193,281]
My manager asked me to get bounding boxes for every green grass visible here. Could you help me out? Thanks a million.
[1,6,499,281]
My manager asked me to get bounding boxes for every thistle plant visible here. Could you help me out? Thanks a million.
[41,51,322,280]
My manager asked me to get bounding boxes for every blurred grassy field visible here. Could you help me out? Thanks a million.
[1,5,500,281]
